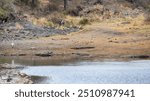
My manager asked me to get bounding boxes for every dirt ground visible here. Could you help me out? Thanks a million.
[0,19,150,60]
[0,19,150,84]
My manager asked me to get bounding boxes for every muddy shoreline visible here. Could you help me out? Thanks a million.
[0,20,150,84]
[0,21,150,59]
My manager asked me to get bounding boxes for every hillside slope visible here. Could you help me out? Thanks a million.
[0,0,149,23]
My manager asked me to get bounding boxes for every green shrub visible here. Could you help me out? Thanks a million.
[46,21,54,27]
[0,8,7,17]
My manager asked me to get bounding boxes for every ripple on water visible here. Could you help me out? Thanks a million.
[21,60,150,84]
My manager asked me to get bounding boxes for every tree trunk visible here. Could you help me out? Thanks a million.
[64,0,68,10]
[31,0,38,7]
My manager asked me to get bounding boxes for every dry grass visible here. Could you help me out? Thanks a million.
[79,18,90,25]
[106,14,150,34]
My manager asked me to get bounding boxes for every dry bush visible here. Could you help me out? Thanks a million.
[0,8,7,17]
[136,0,150,8]
[79,18,89,25]
[65,6,83,16]
[15,0,39,8]
[46,3,58,12]
[145,11,150,24]
[47,12,66,26]
[144,4,150,24]
[0,0,15,19]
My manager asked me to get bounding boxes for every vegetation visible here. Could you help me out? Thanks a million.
[145,8,150,24]
[79,18,89,25]
[0,0,150,26]
[15,0,39,7]
[0,8,7,17]
[64,0,68,10]
[0,0,14,18]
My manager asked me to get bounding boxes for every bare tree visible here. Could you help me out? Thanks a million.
[31,0,38,7]
[64,0,68,10]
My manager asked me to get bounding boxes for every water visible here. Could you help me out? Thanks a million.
[20,60,150,84]
[0,57,150,84]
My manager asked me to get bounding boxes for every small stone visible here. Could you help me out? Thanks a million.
[35,51,53,57]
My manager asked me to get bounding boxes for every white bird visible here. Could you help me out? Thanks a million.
[11,42,14,48]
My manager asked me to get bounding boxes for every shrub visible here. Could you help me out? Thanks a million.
[144,5,150,24]
[46,21,54,27]
[0,0,15,19]
[79,18,89,25]
[145,12,150,24]
[65,8,80,16]
[0,8,7,17]
[15,0,39,8]
[65,6,83,16]
[47,3,58,12]
[48,12,66,26]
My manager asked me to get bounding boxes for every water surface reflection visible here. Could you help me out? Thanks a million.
[21,60,150,84]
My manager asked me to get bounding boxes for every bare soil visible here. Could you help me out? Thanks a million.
[0,21,150,60]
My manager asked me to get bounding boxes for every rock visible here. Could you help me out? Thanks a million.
[15,34,20,37]
[6,76,12,82]
[16,77,33,84]
[0,65,33,84]
[23,79,33,84]
[0,20,79,42]
[18,53,26,56]
[0,63,15,69]
[18,72,28,78]
[130,55,150,59]
[72,53,90,56]
[35,51,53,57]
[122,55,150,59]
[71,46,95,50]
[0,63,24,69]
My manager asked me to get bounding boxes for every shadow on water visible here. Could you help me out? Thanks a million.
[0,56,91,66]
[30,75,50,84]
[0,56,147,66]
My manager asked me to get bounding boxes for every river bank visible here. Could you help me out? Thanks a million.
[0,63,33,84]
[0,20,150,84]
[0,0,150,60]
[0,19,150,60]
